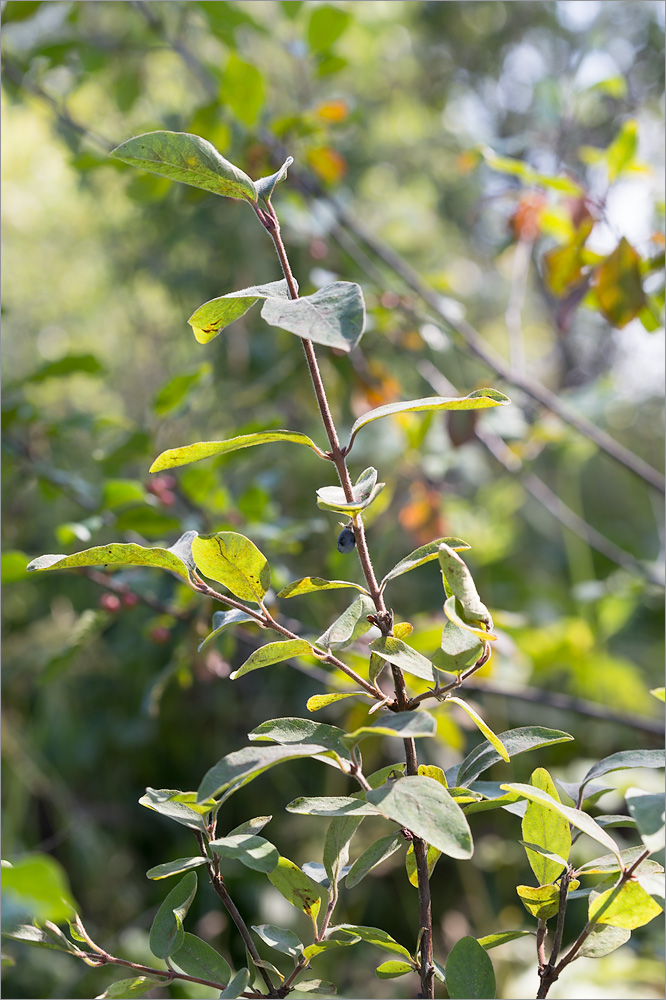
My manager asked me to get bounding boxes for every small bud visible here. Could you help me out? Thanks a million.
[337,527,356,554]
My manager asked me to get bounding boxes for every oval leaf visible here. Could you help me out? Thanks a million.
[278,577,369,598]
[346,832,404,888]
[152,428,324,471]
[248,717,349,757]
[187,280,293,344]
[446,936,496,999]
[261,281,365,352]
[27,532,197,583]
[581,749,665,793]
[267,857,322,921]
[346,389,510,450]
[381,536,471,587]
[369,636,434,682]
[139,787,207,833]
[109,131,257,201]
[367,775,473,859]
[444,595,497,641]
[191,531,270,602]
[149,871,197,960]
[316,467,385,514]
[314,594,376,651]
[306,691,370,712]
[171,931,231,984]
[589,879,663,929]
[251,923,303,958]
[231,639,313,680]
[197,743,333,802]
[501,783,623,864]
[375,960,414,979]
[146,857,208,880]
[576,924,631,959]
[522,768,571,885]
[454,727,574,787]
[433,620,483,673]
[220,968,250,999]
[439,544,492,625]
[287,796,381,817]
[342,710,437,747]
[208,834,279,872]
[95,978,165,999]
[625,789,665,853]
[335,924,412,961]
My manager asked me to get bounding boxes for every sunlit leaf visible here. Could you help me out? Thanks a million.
[516,881,579,921]
[580,749,665,793]
[316,467,385,514]
[477,930,535,950]
[27,531,197,583]
[208,834,279,872]
[522,768,570,885]
[375,960,414,979]
[187,280,292,344]
[95,978,165,999]
[109,131,257,201]
[594,238,645,328]
[369,636,434,682]
[267,857,322,922]
[576,924,631,959]
[481,146,583,196]
[191,531,270,602]
[171,931,231,984]
[334,925,412,961]
[251,923,303,958]
[306,691,370,712]
[149,872,197,959]
[198,609,258,652]
[197,743,333,802]
[347,389,509,450]
[278,577,369,598]
[367,776,473,859]
[314,594,376,650]
[146,857,208,880]
[231,639,313,680]
[342,710,437,746]
[589,879,663,929]
[255,156,294,203]
[454,728,574,787]
[446,697,509,762]
[625,789,665,853]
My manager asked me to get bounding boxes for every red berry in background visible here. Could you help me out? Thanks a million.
[149,625,171,645]
[99,593,121,613]
[157,489,176,507]
[148,474,177,496]
[122,592,140,608]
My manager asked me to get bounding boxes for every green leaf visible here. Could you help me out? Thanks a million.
[575,846,664,877]
[445,936,496,999]
[589,879,663,929]
[1,924,73,953]
[433,620,484,673]
[307,4,350,52]
[650,687,665,702]
[149,871,197,959]
[438,544,493,626]
[369,636,434,682]
[480,146,583,196]
[625,789,665,853]
[477,930,536,950]
[153,428,324,472]
[1,550,30,584]
[606,119,638,180]
[381,536,471,587]
[187,280,293,345]
[208,834,279,873]
[261,281,365,352]
[314,594,376,650]
[287,796,381,818]
[342,710,437,746]
[522,768,570,885]
[197,743,334,802]
[231,639,313,680]
[306,691,369,712]
[291,980,336,995]
[248,717,350,756]
[191,531,270,602]
[501,783,623,864]
[101,479,147,510]
[346,833,404,888]
[146,857,208,880]
[171,932,231,984]
[222,53,264,126]
[334,924,412,961]
[2,853,77,928]
[23,352,105,384]
[576,925,631,959]
[139,787,207,833]
[109,131,257,201]
[323,815,364,886]
[302,935,361,961]
[153,365,209,415]
[518,843,569,871]
[594,238,645,328]
[405,841,441,886]
[267,857,322,921]
[219,968,250,998]
[278,577,369,598]
[251,923,303,958]
[516,882,579,921]
[346,389,510,450]
[316,467,385,514]
[198,610,257,652]
[444,595,497,641]
[446,697,509,762]
[95,977,166,999]
[27,531,197,583]
[462,784,522,815]
[594,814,638,830]
[580,749,665,793]
[255,156,294,203]
[227,815,272,837]
[375,960,414,979]
[367,776,473,859]
[455,727,574,786]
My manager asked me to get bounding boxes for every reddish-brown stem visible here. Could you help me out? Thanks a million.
[74,951,258,994]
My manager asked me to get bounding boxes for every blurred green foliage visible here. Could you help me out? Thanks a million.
[2,2,664,998]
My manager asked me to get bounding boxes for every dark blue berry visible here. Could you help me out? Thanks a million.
[337,527,356,553]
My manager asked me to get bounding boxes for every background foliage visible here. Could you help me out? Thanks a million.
[2,2,664,998]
